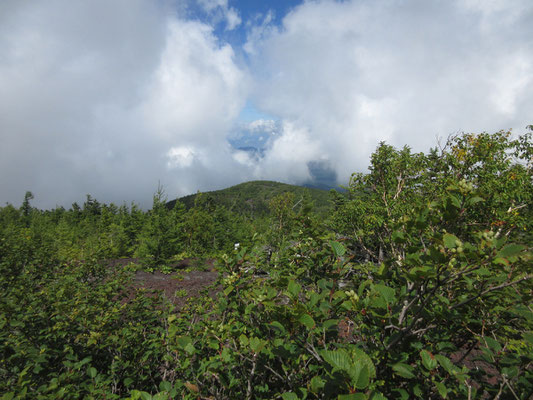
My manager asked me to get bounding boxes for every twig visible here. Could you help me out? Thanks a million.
[450,275,532,310]
[246,353,257,400]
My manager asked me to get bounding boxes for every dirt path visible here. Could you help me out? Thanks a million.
[110,258,219,307]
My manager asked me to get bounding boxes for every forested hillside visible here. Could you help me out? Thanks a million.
[168,180,333,217]
[1,129,532,399]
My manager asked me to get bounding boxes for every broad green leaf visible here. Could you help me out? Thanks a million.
[449,195,462,209]
[87,367,97,378]
[466,196,484,206]
[497,244,525,259]
[298,314,315,330]
[321,349,352,372]
[270,321,286,334]
[493,257,510,266]
[435,381,448,398]
[224,285,234,296]
[434,355,457,375]
[338,394,366,400]
[249,337,266,353]
[310,376,325,393]
[159,381,172,392]
[483,336,501,352]
[523,332,533,345]
[373,284,396,303]
[239,334,249,346]
[392,363,415,379]
[392,231,406,243]
[420,350,437,370]
[351,361,370,389]
[221,347,231,362]
[330,240,346,257]
[184,342,195,355]
[392,389,409,400]
[282,392,299,400]
[176,336,192,349]
[323,319,340,331]
[352,348,376,378]
[288,280,301,297]
[443,233,459,249]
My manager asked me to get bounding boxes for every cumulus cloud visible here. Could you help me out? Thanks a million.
[247,0,533,185]
[1,0,532,209]
[0,0,248,208]
[197,0,241,31]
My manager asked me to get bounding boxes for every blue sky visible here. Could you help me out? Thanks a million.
[1,0,532,208]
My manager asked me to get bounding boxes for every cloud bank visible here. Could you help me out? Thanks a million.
[0,0,248,207]
[246,0,533,185]
[0,0,531,208]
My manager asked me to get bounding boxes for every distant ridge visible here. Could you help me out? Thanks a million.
[167,180,334,217]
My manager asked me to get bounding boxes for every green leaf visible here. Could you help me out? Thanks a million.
[373,284,395,303]
[310,376,325,393]
[176,336,192,349]
[466,196,484,206]
[497,244,525,259]
[351,361,370,389]
[420,350,437,370]
[87,367,97,378]
[351,348,376,378]
[392,363,415,379]
[269,321,286,334]
[434,355,457,375]
[523,332,533,345]
[443,233,459,249]
[321,349,351,370]
[224,285,234,296]
[435,381,448,398]
[184,342,196,355]
[140,392,153,400]
[239,334,249,347]
[282,392,299,400]
[483,336,501,352]
[392,231,406,243]
[330,240,346,257]
[288,280,301,298]
[338,394,366,400]
[298,314,316,330]
[159,381,172,392]
[392,389,409,400]
[249,337,266,353]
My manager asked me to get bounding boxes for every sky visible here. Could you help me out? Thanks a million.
[1,0,532,209]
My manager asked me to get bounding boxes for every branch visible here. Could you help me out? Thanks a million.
[246,354,257,400]
[450,274,532,311]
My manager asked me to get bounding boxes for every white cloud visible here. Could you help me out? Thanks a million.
[197,0,241,31]
[247,0,533,185]
[1,0,532,208]
[166,146,196,168]
[0,0,249,208]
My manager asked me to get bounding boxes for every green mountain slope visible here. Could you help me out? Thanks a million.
[167,180,333,217]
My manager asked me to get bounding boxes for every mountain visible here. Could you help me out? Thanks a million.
[167,180,334,217]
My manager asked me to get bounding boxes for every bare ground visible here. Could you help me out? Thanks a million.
[109,258,219,307]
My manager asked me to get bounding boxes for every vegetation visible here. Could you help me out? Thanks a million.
[168,180,333,217]
[1,129,531,399]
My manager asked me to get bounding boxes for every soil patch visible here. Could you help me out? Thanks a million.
[111,258,219,307]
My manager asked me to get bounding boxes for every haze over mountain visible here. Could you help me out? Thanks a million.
[1,0,532,208]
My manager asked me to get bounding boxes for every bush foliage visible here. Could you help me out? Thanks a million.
[1,129,531,399]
